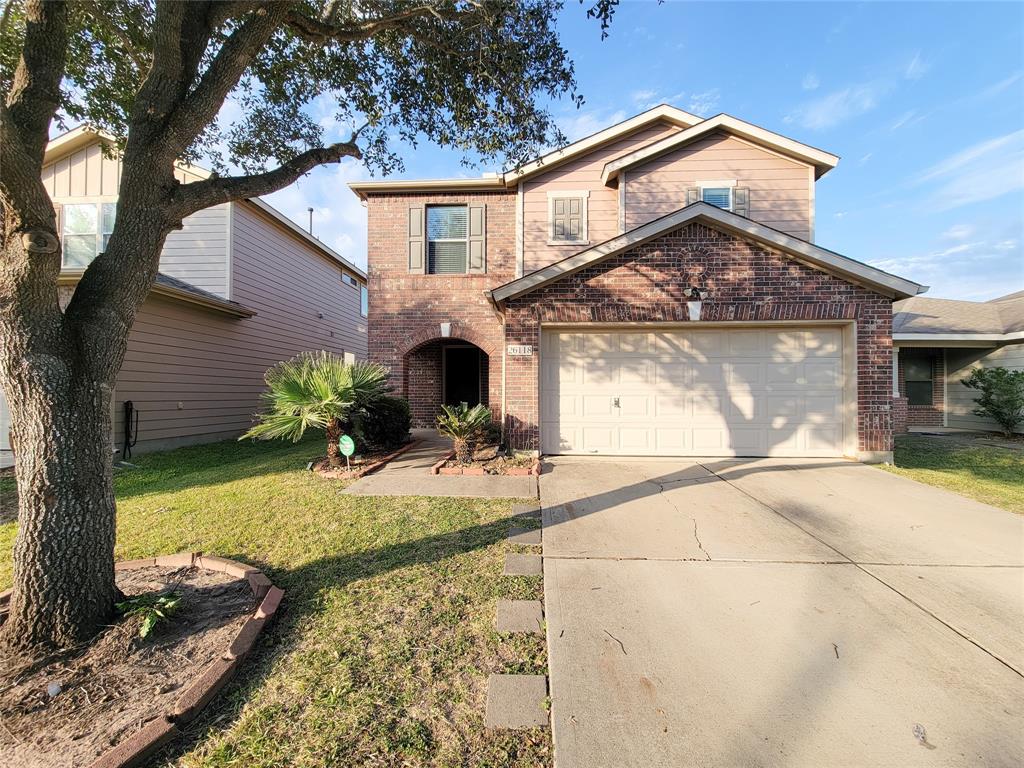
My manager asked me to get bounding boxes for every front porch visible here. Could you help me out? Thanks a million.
[403,337,496,428]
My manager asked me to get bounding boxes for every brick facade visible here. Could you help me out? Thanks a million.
[503,222,893,454]
[897,349,945,427]
[366,191,515,427]
[369,202,895,455]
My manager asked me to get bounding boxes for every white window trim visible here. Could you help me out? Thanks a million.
[547,190,590,246]
[698,181,736,212]
[426,204,470,274]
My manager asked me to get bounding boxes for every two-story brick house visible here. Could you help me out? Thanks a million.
[351,105,926,461]
[1,127,368,462]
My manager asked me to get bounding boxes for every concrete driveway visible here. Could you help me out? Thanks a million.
[540,458,1024,767]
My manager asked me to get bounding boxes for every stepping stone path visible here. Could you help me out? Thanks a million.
[511,502,541,519]
[495,599,544,634]
[503,552,542,576]
[507,527,542,546]
[485,674,549,729]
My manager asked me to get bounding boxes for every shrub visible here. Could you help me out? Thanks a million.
[358,395,411,450]
[961,366,1024,437]
[436,402,491,463]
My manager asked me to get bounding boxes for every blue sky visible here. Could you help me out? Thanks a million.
[263,1,1024,300]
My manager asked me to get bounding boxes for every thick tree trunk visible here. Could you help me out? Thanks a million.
[326,419,342,467]
[1,359,119,653]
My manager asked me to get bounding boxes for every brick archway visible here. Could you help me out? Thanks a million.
[397,321,500,360]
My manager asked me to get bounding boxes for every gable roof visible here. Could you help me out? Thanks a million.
[490,201,925,304]
[349,104,703,199]
[501,104,701,184]
[601,114,840,183]
[58,269,256,317]
[44,126,366,280]
[893,291,1024,342]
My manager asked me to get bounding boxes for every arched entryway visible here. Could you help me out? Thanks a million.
[403,338,491,427]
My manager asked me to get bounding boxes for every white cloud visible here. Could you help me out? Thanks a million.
[262,158,370,270]
[915,129,1024,211]
[859,152,873,166]
[785,82,886,130]
[557,108,628,143]
[834,211,847,219]
[801,73,820,91]
[994,239,1018,251]
[941,224,974,240]
[687,89,720,117]
[978,71,1023,100]
[631,89,658,108]
[889,110,919,131]
[904,52,929,81]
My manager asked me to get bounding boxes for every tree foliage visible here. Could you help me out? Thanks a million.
[962,366,1024,437]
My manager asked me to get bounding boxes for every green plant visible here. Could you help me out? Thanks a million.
[358,396,412,451]
[961,367,1024,437]
[436,403,492,464]
[243,353,389,466]
[116,592,182,639]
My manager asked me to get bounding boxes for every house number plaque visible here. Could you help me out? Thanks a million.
[507,344,534,356]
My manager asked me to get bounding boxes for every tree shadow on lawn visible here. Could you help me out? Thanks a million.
[155,509,538,765]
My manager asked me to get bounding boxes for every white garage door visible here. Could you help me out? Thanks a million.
[541,327,848,457]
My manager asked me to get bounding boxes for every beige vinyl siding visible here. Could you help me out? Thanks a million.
[624,133,813,240]
[945,344,1024,433]
[522,121,682,273]
[160,204,230,297]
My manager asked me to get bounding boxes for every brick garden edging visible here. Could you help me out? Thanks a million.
[314,439,419,480]
[0,553,284,768]
[430,450,541,476]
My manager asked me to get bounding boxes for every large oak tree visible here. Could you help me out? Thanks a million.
[0,0,617,655]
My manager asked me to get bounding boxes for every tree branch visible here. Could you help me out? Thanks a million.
[171,138,362,216]
[284,4,447,43]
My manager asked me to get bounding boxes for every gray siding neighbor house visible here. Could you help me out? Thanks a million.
[0,127,368,461]
[892,291,1024,434]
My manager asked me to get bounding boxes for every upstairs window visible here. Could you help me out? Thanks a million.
[426,205,468,274]
[360,284,368,317]
[341,272,358,287]
[548,191,588,244]
[62,202,116,268]
[701,187,732,210]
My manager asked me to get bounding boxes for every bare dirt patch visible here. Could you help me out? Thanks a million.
[0,565,254,768]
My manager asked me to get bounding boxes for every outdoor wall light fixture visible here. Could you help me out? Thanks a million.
[685,287,709,321]
[440,322,452,338]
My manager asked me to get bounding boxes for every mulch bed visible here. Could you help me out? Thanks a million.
[0,564,255,768]
[431,447,541,476]
[311,439,418,480]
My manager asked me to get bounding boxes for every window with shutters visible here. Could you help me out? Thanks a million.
[548,191,589,244]
[426,205,469,274]
[904,354,935,406]
[62,202,116,268]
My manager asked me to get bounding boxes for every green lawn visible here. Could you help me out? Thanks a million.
[0,436,549,767]
[880,434,1024,514]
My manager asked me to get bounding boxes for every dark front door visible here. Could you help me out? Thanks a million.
[444,346,482,406]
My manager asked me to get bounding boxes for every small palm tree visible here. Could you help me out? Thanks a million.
[243,352,389,466]
[436,402,492,463]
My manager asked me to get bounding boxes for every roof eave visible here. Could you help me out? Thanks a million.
[347,177,506,201]
[57,270,256,318]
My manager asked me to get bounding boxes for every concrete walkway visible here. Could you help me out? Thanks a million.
[541,457,1024,767]
[342,430,537,498]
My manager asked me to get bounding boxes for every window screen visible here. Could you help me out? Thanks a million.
[62,202,116,267]
[427,205,468,274]
[904,355,934,406]
[701,188,731,209]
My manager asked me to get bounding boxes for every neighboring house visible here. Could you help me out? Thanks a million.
[352,104,926,462]
[892,291,1024,434]
[0,127,368,461]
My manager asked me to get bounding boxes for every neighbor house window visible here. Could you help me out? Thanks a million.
[341,272,358,287]
[904,355,934,406]
[62,202,116,267]
[548,191,588,244]
[360,284,368,317]
[701,187,732,210]
[426,205,468,274]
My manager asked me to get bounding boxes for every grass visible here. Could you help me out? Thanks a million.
[879,434,1024,514]
[0,436,549,767]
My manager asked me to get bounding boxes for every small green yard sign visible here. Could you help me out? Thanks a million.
[339,435,355,457]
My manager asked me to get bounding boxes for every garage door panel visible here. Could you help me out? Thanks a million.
[541,327,846,457]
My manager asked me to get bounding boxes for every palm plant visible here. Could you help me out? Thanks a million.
[243,352,389,466]
[436,403,492,463]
